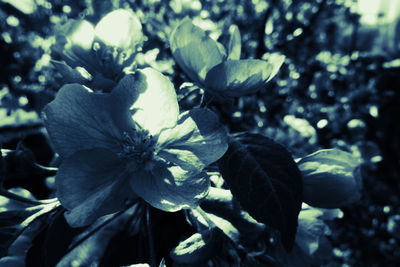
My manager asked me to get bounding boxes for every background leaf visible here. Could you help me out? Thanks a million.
[218,133,303,251]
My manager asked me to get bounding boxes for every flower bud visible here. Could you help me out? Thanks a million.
[298,149,362,208]
[94,9,143,51]
[170,228,222,264]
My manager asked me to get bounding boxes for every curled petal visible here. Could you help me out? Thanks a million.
[298,149,362,208]
[204,59,283,97]
[43,77,138,158]
[56,149,136,227]
[170,18,225,84]
[128,68,179,135]
[227,25,241,60]
[130,164,210,211]
[157,108,228,172]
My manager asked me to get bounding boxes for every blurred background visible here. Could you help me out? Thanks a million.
[0,0,399,265]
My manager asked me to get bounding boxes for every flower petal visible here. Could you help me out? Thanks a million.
[157,108,228,172]
[43,76,138,158]
[227,25,241,60]
[170,18,225,84]
[128,68,179,135]
[130,163,209,211]
[204,59,283,97]
[94,9,143,51]
[60,19,95,53]
[56,149,136,227]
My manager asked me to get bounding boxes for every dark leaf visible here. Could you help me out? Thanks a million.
[218,133,303,251]
[0,202,43,257]
[0,203,58,264]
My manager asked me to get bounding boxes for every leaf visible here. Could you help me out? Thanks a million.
[218,133,303,251]
[0,203,58,264]
[227,25,241,60]
[0,203,42,257]
[204,59,278,97]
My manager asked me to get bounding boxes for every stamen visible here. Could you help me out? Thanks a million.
[118,130,156,164]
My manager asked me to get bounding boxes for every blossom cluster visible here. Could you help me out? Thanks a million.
[43,8,363,265]
[46,9,231,227]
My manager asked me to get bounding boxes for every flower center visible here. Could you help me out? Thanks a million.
[118,130,156,165]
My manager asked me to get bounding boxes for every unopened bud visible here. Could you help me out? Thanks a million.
[298,149,362,209]
[170,228,222,264]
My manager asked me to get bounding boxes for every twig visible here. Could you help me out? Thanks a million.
[0,189,44,205]
[34,163,58,176]
[146,205,157,267]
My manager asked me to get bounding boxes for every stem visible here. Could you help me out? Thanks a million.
[0,189,43,205]
[34,163,58,176]
[146,205,157,267]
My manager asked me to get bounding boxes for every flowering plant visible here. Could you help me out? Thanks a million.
[0,4,366,267]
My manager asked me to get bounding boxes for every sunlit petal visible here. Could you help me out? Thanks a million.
[129,68,179,135]
[94,9,143,50]
[63,19,95,52]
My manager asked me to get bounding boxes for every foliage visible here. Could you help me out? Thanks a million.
[1,0,399,266]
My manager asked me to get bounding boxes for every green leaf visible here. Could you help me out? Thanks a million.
[227,25,241,60]
[0,203,59,263]
[218,133,303,251]
[169,18,225,84]
[204,59,279,97]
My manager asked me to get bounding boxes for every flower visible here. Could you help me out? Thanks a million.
[297,149,363,209]
[53,9,143,89]
[169,18,285,98]
[43,68,228,227]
